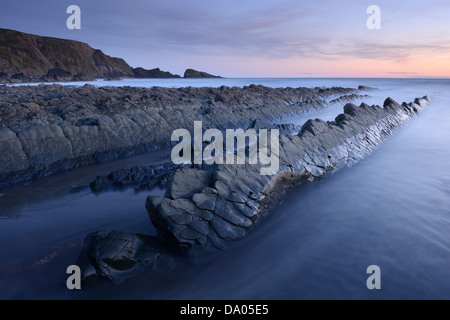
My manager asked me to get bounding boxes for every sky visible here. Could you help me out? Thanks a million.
[1,0,450,77]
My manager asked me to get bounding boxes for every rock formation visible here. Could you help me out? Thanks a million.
[0,84,366,189]
[132,67,181,79]
[78,95,429,284]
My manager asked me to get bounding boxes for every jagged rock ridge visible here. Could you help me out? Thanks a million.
[78,96,430,284]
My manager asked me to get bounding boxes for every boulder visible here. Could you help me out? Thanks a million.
[78,230,178,285]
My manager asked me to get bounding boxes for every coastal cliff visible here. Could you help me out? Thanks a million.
[0,28,133,79]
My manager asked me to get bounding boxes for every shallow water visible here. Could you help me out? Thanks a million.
[0,78,449,299]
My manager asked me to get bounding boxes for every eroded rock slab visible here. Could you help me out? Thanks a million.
[88,163,179,193]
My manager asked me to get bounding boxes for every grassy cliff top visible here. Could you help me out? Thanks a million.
[0,28,133,77]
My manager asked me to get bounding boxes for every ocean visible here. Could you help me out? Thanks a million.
[1,78,449,299]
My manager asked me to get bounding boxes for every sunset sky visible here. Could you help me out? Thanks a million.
[1,0,450,77]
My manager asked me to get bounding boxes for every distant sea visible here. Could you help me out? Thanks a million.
[7,76,450,90]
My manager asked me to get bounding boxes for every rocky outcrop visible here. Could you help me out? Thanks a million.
[79,96,429,283]
[133,67,181,79]
[184,69,221,78]
[89,163,179,193]
[0,84,368,189]
[78,230,179,284]
[44,68,73,81]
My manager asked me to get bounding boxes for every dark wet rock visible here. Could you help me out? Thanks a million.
[143,96,430,262]
[0,72,8,83]
[330,93,369,104]
[79,96,430,282]
[0,84,367,189]
[42,68,73,82]
[9,73,29,83]
[78,230,178,285]
[71,73,95,82]
[89,163,178,193]
[358,85,377,91]
[11,73,27,80]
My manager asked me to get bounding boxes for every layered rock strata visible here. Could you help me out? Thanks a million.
[0,84,366,189]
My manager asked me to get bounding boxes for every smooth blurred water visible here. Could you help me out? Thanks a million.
[8,76,448,91]
[1,78,449,299]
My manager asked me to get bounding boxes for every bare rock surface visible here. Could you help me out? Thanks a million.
[0,84,368,189]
